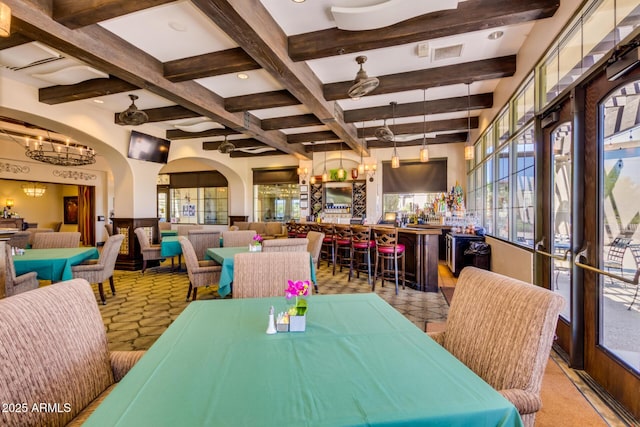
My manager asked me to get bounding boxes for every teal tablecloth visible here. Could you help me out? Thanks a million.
[13,247,100,281]
[160,236,181,257]
[84,293,522,427]
[205,247,317,298]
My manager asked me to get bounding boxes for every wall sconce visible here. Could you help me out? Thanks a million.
[5,198,14,209]
[297,166,309,184]
[363,162,377,182]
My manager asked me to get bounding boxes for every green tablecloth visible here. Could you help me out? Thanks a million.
[160,236,181,257]
[84,293,522,427]
[160,229,178,237]
[205,246,317,298]
[13,247,99,281]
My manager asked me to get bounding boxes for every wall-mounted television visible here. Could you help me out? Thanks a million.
[127,130,171,164]
[324,183,352,205]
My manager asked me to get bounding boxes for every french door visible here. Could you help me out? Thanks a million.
[538,70,640,418]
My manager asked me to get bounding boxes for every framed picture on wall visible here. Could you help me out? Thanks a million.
[300,185,308,193]
[300,194,308,200]
[64,196,79,224]
[300,200,308,209]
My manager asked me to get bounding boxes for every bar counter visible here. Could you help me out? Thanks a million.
[304,222,443,292]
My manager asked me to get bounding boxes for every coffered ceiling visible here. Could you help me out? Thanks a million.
[0,0,560,160]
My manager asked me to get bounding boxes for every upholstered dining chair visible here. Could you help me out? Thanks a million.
[179,237,222,301]
[134,227,164,274]
[262,238,309,252]
[71,234,125,305]
[32,231,81,249]
[158,221,171,232]
[233,252,311,298]
[222,230,257,247]
[7,230,30,249]
[428,267,564,427]
[177,224,203,236]
[2,242,39,299]
[27,228,54,246]
[187,229,221,261]
[104,223,114,236]
[0,279,145,426]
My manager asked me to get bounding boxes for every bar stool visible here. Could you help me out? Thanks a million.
[319,224,336,270]
[295,223,309,238]
[286,222,297,238]
[349,225,374,285]
[333,224,352,275]
[372,227,405,295]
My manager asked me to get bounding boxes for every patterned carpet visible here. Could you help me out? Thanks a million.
[97,258,452,351]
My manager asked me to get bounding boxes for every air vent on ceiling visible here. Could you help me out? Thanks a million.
[432,44,463,62]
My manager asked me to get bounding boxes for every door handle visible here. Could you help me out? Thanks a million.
[574,242,640,286]
[535,237,571,261]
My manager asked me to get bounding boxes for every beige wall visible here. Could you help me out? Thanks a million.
[486,236,534,283]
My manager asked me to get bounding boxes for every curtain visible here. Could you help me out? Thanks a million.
[78,185,95,246]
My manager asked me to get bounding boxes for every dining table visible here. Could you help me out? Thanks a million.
[84,293,523,427]
[160,229,178,238]
[205,246,317,298]
[13,247,99,281]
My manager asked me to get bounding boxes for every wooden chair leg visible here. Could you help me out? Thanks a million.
[192,287,198,301]
[109,276,116,295]
[372,251,379,291]
[186,283,193,301]
[141,259,147,274]
[98,282,106,305]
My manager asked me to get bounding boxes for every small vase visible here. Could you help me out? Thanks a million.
[249,244,262,252]
[289,314,306,332]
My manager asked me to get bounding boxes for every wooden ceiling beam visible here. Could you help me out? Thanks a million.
[229,149,286,158]
[225,90,299,113]
[203,139,267,150]
[360,117,479,138]
[168,128,239,140]
[39,77,138,105]
[367,133,467,148]
[305,142,350,153]
[7,0,307,158]
[164,48,260,82]
[344,93,493,123]
[261,114,322,131]
[323,56,516,101]
[52,0,175,29]
[192,0,365,156]
[287,131,339,144]
[0,31,31,49]
[114,105,199,125]
[288,0,559,61]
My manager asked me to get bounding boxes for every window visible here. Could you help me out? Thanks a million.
[254,184,300,222]
[483,158,494,235]
[514,75,535,128]
[165,172,228,225]
[513,126,535,247]
[496,109,510,147]
[495,145,510,239]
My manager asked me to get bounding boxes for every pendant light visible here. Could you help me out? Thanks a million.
[0,2,11,38]
[464,82,475,161]
[419,89,429,162]
[322,149,328,182]
[309,142,317,184]
[390,102,400,168]
[337,141,345,179]
[358,121,366,174]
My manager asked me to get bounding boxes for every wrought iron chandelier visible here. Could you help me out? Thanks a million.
[24,135,96,167]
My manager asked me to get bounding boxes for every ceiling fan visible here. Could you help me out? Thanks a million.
[218,136,235,154]
[118,94,149,126]
[348,56,379,99]
[374,119,393,142]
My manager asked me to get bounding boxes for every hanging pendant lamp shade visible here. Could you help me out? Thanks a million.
[390,101,400,168]
[310,142,317,184]
[337,141,345,179]
[464,82,475,161]
[419,88,429,162]
[358,121,366,174]
[322,149,328,182]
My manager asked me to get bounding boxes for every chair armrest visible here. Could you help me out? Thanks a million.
[427,331,445,346]
[14,271,38,285]
[193,265,222,274]
[198,260,218,267]
[499,389,541,415]
[71,263,103,273]
[110,350,146,382]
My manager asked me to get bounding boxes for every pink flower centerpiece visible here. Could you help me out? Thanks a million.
[285,280,310,332]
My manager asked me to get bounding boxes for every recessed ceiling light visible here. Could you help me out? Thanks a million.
[237,73,249,80]
[488,30,504,40]
[292,0,306,3]
[93,99,104,104]
[168,21,187,32]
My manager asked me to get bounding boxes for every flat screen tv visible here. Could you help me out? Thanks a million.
[325,183,352,205]
[127,130,171,164]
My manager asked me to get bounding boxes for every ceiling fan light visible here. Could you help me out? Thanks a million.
[348,56,379,98]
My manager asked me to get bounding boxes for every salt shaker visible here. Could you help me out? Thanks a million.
[266,305,277,334]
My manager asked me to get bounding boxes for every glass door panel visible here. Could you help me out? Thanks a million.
[599,80,640,373]
[551,123,573,320]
